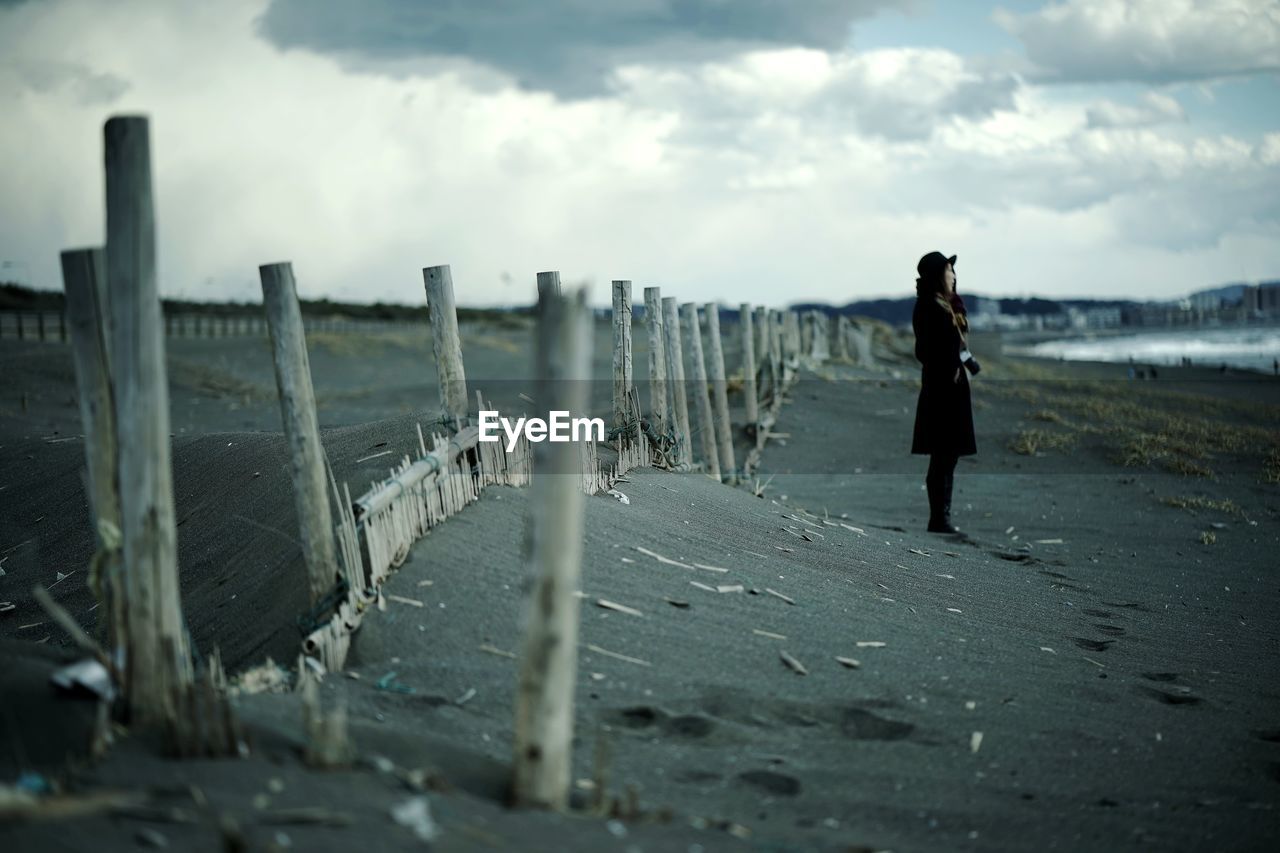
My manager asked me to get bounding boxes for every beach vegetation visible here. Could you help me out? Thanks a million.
[1010,428,1076,455]
[1159,495,1241,515]
[979,358,1280,480]
[1264,448,1280,484]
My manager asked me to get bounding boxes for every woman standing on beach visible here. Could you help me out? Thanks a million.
[911,251,979,534]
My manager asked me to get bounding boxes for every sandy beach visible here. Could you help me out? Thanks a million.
[2,320,1278,852]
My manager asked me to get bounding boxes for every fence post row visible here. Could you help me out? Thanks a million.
[611,280,633,434]
[60,247,124,646]
[104,115,192,722]
[704,303,736,481]
[423,264,469,428]
[260,261,341,606]
[513,287,592,811]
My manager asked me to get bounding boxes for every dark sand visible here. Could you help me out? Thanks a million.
[2,324,1279,851]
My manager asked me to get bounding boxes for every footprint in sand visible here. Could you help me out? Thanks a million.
[736,770,802,796]
[1072,637,1116,652]
[1093,624,1126,636]
[1101,601,1155,613]
[1140,686,1203,707]
[1083,608,1114,619]
[664,714,717,740]
[1141,672,1179,683]
[839,708,916,741]
[605,706,665,729]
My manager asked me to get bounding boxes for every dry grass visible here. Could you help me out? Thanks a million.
[1160,495,1241,515]
[1265,448,1280,484]
[1200,530,1217,545]
[1010,428,1077,456]
[983,369,1280,481]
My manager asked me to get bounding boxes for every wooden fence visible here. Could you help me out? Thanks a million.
[45,111,885,810]
[0,309,419,342]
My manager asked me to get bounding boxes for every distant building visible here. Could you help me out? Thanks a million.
[1243,282,1280,315]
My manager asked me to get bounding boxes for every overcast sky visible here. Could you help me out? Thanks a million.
[1,0,1278,307]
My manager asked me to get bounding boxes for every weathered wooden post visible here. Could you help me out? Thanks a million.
[59,310,67,343]
[799,311,811,358]
[644,287,668,439]
[260,262,340,606]
[661,297,693,468]
[769,310,783,382]
[513,287,591,811]
[784,311,801,368]
[809,311,829,362]
[104,115,191,721]
[830,312,847,361]
[739,303,758,427]
[60,247,123,643]
[422,265,469,428]
[611,280,633,434]
[16,312,24,340]
[536,271,561,309]
[704,303,736,480]
[681,303,720,480]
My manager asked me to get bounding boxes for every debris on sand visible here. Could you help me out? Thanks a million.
[596,599,643,617]
[585,643,651,667]
[836,656,861,669]
[780,650,808,675]
[390,796,439,844]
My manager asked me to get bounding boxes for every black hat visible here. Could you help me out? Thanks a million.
[917,251,957,280]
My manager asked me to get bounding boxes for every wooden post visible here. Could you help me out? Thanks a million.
[59,311,67,343]
[644,287,668,439]
[513,287,591,811]
[104,115,191,721]
[536,270,561,310]
[739,303,758,427]
[661,297,692,468]
[799,311,811,358]
[60,247,123,644]
[611,280,633,433]
[16,312,24,340]
[753,307,768,367]
[422,265,468,428]
[769,310,783,379]
[809,311,829,361]
[260,262,340,606]
[830,313,847,361]
[703,303,736,480]
[784,311,801,367]
[681,303,720,480]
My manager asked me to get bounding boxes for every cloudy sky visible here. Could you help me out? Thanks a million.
[1,0,1277,307]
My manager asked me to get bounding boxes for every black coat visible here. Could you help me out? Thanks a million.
[911,296,977,457]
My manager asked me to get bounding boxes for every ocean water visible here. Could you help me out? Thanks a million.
[1011,327,1280,373]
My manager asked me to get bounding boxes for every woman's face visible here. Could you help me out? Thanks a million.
[942,263,956,295]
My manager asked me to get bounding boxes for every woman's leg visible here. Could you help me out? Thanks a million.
[926,452,960,533]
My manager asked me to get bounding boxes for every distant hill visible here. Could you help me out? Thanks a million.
[790,296,1136,327]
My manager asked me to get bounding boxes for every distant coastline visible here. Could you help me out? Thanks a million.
[1001,323,1280,374]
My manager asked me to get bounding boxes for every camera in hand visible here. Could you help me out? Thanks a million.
[960,349,981,375]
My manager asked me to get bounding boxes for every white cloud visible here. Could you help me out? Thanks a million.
[995,0,1280,84]
[0,0,1275,307]
[1086,91,1187,128]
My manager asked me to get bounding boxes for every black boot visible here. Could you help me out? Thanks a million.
[927,470,960,535]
